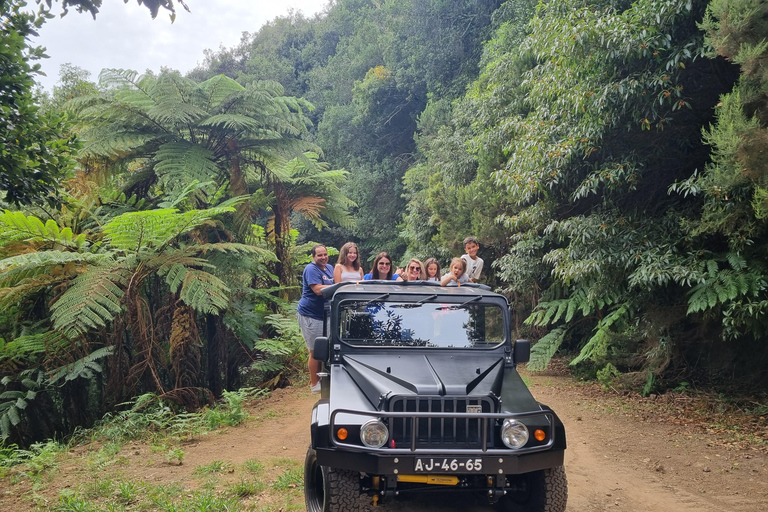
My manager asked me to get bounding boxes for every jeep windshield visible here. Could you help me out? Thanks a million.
[338,298,505,348]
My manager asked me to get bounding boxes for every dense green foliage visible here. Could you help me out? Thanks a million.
[0,0,78,206]
[3,0,768,446]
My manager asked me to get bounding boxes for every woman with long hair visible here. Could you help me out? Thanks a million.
[363,252,400,280]
[334,242,364,282]
[424,258,441,282]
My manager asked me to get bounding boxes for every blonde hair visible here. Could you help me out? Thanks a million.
[401,258,426,281]
[449,257,467,276]
[337,242,361,271]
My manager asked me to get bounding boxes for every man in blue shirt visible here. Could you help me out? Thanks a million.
[297,244,335,393]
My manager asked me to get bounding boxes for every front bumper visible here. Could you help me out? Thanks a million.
[315,446,565,475]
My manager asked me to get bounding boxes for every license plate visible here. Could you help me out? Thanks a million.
[414,457,483,472]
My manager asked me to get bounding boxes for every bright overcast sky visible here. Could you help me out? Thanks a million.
[34,0,330,91]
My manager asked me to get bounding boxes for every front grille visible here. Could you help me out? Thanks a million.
[388,396,497,449]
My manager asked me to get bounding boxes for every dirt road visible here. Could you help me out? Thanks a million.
[4,372,765,511]
[218,373,767,511]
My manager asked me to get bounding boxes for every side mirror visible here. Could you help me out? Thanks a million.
[313,336,330,363]
[514,339,530,364]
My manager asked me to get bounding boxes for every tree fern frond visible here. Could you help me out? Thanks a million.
[103,206,235,252]
[0,274,69,309]
[164,266,230,314]
[0,211,88,249]
[528,327,567,371]
[0,332,61,368]
[78,131,165,158]
[686,269,765,314]
[571,303,631,366]
[154,141,221,192]
[157,180,218,209]
[48,346,115,384]
[199,74,245,109]
[0,251,113,281]
[193,243,276,259]
[50,266,130,338]
[98,68,148,92]
[199,113,275,132]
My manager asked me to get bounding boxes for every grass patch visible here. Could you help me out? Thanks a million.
[193,459,233,475]
[242,458,263,473]
[227,477,265,497]
[273,466,303,491]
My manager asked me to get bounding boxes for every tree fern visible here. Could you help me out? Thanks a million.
[528,327,567,371]
[159,264,230,314]
[0,251,111,282]
[50,265,130,338]
[103,206,235,252]
[0,211,87,249]
[153,141,220,196]
[571,303,632,366]
[0,332,63,370]
[198,74,245,110]
[686,258,766,315]
[48,346,115,384]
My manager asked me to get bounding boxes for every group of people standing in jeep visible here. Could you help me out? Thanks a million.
[296,237,485,392]
[333,237,483,286]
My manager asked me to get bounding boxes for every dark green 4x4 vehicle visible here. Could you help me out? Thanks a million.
[305,281,567,512]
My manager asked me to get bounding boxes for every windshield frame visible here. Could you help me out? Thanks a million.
[334,293,508,349]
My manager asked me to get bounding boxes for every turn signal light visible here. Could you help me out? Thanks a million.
[337,428,348,440]
[534,429,546,442]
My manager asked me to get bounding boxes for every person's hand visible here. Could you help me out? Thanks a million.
[395,267,404,276]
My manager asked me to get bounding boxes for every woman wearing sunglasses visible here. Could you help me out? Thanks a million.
[397,258,426,281]
[363,252,400,280]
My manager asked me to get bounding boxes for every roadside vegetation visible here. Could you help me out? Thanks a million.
[0,388,307,512]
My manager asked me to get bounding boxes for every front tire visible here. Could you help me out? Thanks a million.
[304,446,364,512]
[501,465,568,512]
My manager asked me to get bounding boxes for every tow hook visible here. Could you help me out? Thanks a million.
[487,475,506,503]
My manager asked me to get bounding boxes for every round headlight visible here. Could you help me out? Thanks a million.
[501,419,529,449]
[360,419,389,448]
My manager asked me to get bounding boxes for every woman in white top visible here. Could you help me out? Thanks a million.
[334,242,365,282]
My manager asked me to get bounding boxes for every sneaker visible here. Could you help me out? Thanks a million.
[310,382,321,394]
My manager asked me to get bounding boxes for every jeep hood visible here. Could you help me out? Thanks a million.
[342,353,505,404]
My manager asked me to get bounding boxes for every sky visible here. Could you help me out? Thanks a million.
[33,0,330,91]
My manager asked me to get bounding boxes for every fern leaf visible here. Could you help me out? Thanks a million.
[50,266,129,337]
[0,211,87,249]
[103,206,235,252]
[0,251,111,276]
[164,267,230,314]
[528,327,567,371]
[48,346,115,384]
[154,141,221,193]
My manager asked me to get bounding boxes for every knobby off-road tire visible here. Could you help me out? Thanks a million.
[501,465,568,512]
[305,446,366,512]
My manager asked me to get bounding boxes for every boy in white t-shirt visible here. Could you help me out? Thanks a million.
[461,236,483,283]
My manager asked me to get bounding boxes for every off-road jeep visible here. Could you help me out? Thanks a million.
[305,281,567,511]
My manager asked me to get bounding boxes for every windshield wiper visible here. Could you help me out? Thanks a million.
[360,293,390,307]
[416,294,438,304]
[446,296,483,310]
